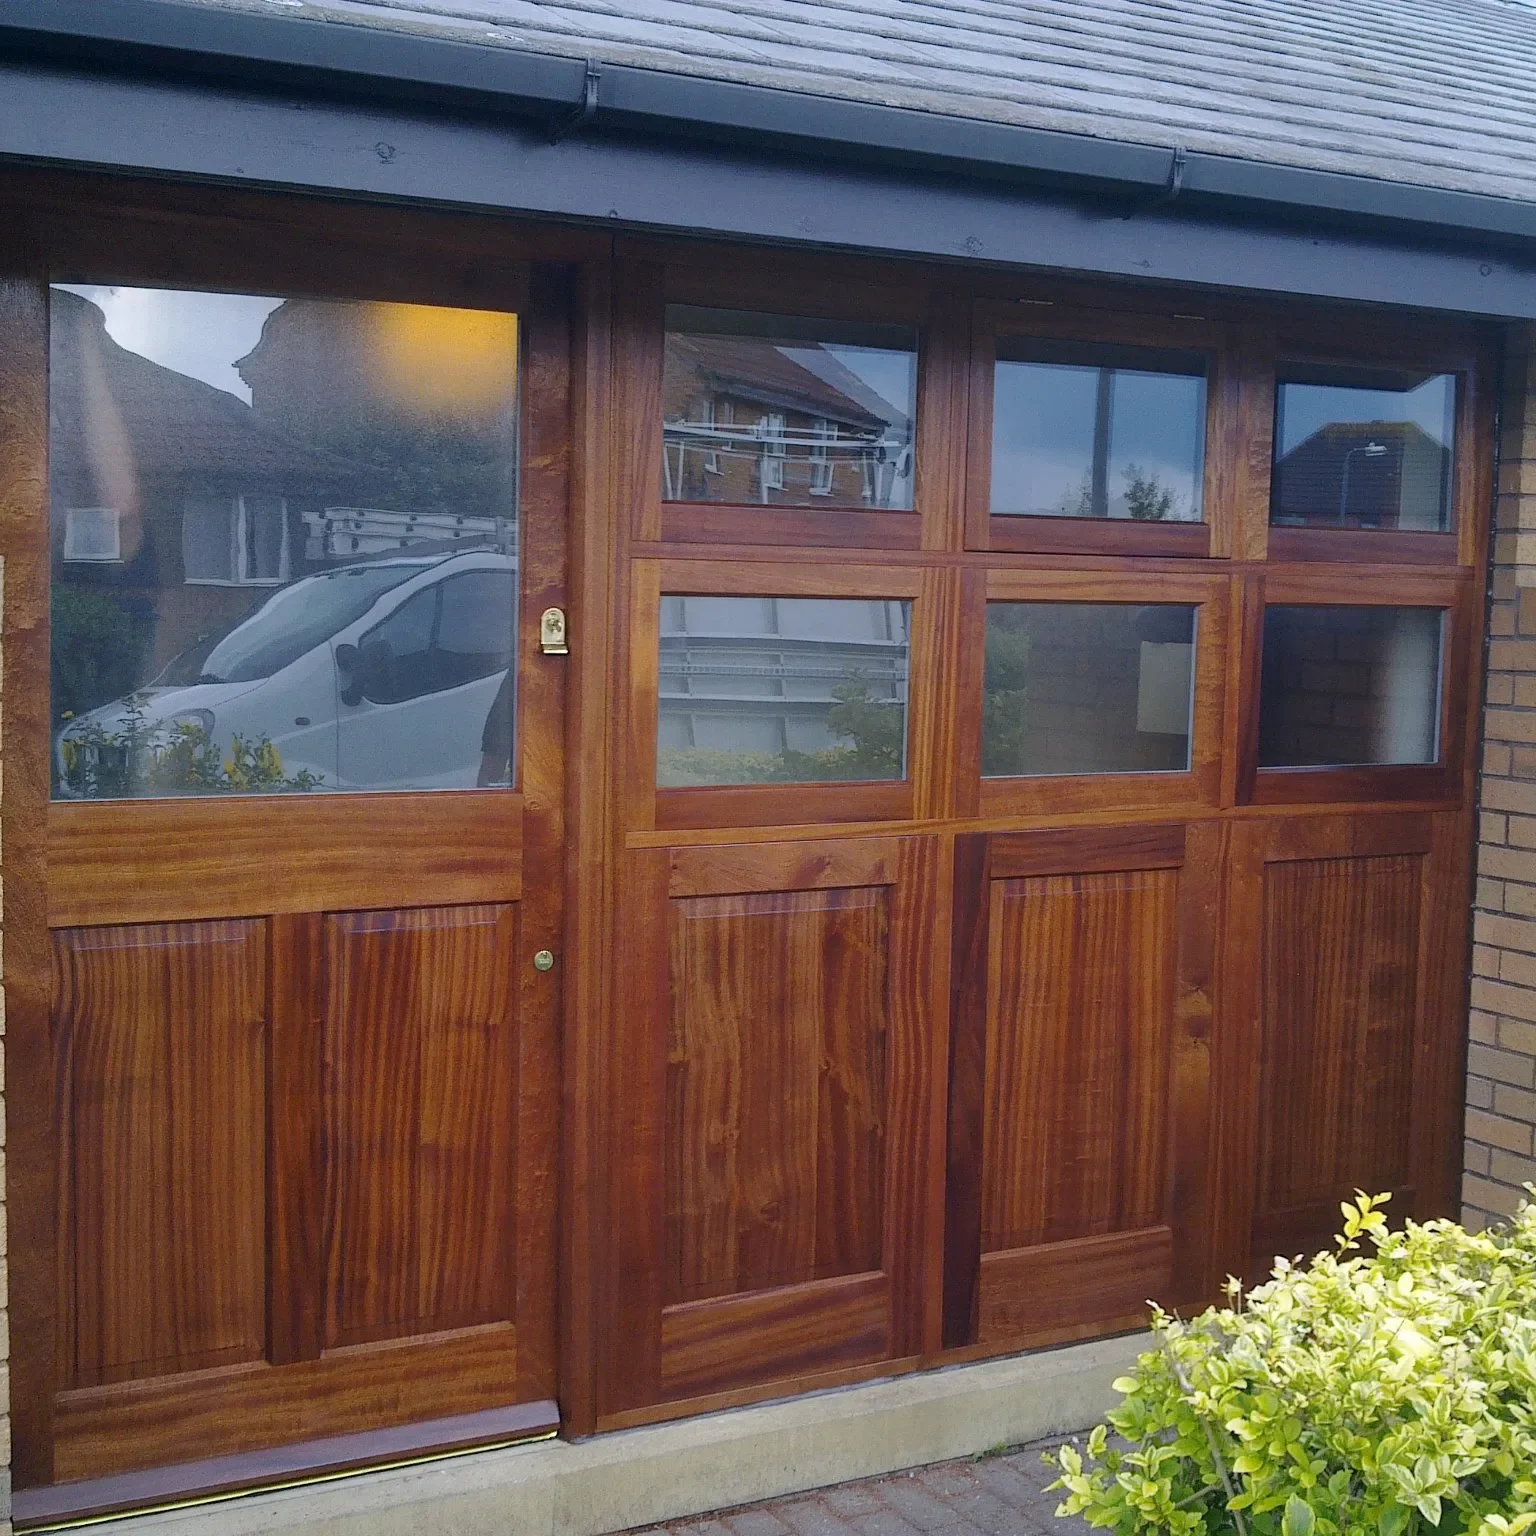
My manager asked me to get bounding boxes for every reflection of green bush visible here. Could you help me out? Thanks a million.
[980,621,1032,775]
[59,697,323,798]
[52,587,153,724]
[657,677,906,786]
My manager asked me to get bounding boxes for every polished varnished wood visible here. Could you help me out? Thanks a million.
[54,1325,525,1482]
[26,228,572,1488]
[977,1225,1173,1342]
[981,868,1176,1253]
[664,885,889,1304]
[605,836,941,1414]
[48,792,523,927]
[5,178,1497,1486]
[54,921,267,1390]
[1,274,59,1487]
[1254,851,1423,1261]
[659,1272,890,1398]
[943,822,1218,1349]
[323,905,520,1347]
[15,1401,558,1529]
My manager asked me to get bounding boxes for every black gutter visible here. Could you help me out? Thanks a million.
[3,0,1536,252]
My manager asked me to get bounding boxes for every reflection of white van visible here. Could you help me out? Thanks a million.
[57,550,517,794]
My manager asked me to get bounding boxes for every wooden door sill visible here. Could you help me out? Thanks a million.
[14,1400,559,1531]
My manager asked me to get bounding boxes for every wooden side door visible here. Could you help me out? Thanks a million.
[21,258,572,1492]
[941,822,1220,1353]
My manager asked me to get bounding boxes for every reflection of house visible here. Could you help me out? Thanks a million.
[657,597,909,774]
[1271,420,1450,529]
[48,289,366,693]
[235,298,520,557]
[663,333,911,507]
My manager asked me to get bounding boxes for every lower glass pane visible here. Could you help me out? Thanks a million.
[49,285,520,798]
[982,603,1196,777]
[657,596,910,786]
[1259,605,1443,768]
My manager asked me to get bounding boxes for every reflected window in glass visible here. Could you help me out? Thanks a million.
[990,340,1206,522]
[1271,368,1455,531]
[657,596,911,786]
[48,284,520,799]
[1259,606,1443,768]
[662,306,916,510]
[982,603,1196,776]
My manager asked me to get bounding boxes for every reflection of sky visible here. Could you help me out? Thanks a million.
[1277,377,1454,457]
[992,362,1204,517]
[55,285,283,403]
[782,344,916,427]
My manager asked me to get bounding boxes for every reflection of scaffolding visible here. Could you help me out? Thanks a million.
[662,420,913,506]
[306,507,517,559]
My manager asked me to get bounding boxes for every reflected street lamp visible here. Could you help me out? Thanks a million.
[1339,439,1388,524]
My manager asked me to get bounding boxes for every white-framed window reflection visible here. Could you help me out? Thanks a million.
[183,494,291,586]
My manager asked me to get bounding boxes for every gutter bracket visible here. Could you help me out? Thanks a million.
[1126,145,1186,217]
[548,57,600,143]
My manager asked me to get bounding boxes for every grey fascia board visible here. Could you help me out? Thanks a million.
[5,0,1536,250]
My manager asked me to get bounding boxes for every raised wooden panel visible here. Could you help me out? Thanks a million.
[54,921,267,1390]
[981,868,1175,1253]
[1255,852,1422,1254]
[323,903,520,1349]
[946,822,1216,1350]
[664,886,888,1304]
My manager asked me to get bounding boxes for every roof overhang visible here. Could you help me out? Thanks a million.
[3,0,1536,319]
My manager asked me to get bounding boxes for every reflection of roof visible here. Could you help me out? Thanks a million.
[49,288,362,485]
[668,334,902,432]
[1278,419,1447,461]
[1272,419,1449,517]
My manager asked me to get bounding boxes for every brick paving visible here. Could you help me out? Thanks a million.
[626,1437,1089,1536]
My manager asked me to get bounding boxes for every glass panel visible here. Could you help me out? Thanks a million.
[982,603,1196,777]
[1272,368,1455,531]
[1259,605,1443,767]
[662,306,916,510]
[49,285,519,799]
[657,596,910,786]
[990,340,1206,522]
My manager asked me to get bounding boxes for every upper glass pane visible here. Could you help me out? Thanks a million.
[49,285,519,800]
[1271,367,1455,531]
[657,596,910,786]
[982,602,1196,777]
[990,340,1206,522]
[662,306,917,511]
[1259,605,1443,768]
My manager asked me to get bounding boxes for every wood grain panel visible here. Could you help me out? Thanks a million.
[669,839,900,898]
[54,921,267,1390]
[54,1324,524,1483]
[664,886,888,1304]
[49,792,522,927]
[977,1226,1172,1342]
[981,869,1175,1253]
[659,1272,890,1398]
[323,904,519,1348]
[1256,853,1421,1250]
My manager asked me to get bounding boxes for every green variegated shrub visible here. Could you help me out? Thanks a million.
[1047,1192,1536,1536]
